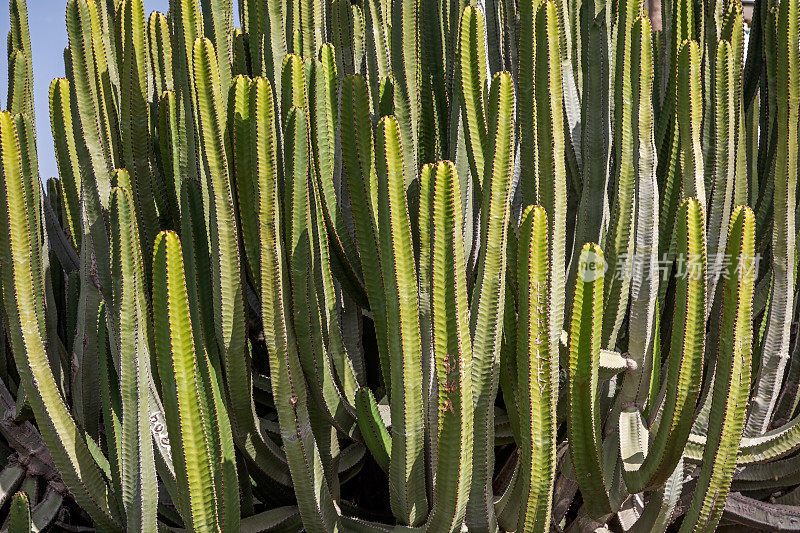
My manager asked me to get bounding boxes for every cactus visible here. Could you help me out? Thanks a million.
[516,205,555,532]
[8,492,31,533]
[568,243,611,520]
[679,206,754,532]
[109,185,158,532]
[153,230,233,532]
[620,198,707,495]
[746,0,798,436]
[467,69,515,532]
[425,161,474,533]
[0,0,799,531]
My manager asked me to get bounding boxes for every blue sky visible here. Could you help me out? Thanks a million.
[0,0,238,182]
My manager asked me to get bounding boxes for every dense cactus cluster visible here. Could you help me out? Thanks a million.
[0,0,797,530]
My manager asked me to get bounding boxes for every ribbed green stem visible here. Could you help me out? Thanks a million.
[48,79,81,250]
[260,104,342,533]
[679,206,754,532]
[374,116,427,526]
[467,71,515,533]
[620,199,707,494]
[746,0,798,435]
[109,185,157,532]
[516,205,555,532]
[153,231,223,533]
[568,243,611,520]
[0,110,121,531]
[194,36,289,486]
[8,492,30,533]
[341,74,391,394]
[425,161,473,533]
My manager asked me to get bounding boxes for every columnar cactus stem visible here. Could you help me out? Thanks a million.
[425,161,474,533]
[568,243,611,520]
[746,0,799,435]
[680,206,754,531]
[109,185,157,532]
[516,205,555,532]
[466,70,514,533]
